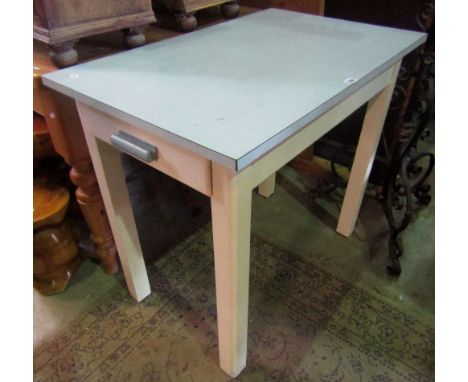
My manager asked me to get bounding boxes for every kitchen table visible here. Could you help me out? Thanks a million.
[42,9,426,376]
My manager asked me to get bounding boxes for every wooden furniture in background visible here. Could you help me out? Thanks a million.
[239,0,324,15]
[34,55,118,275]
[154,0,240,32]
[33,179,82,295]
[33,0,156,67]
[33,113,55,159]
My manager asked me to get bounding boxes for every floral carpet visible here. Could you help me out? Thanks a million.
[34,225,434,381]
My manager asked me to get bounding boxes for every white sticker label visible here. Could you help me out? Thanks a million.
[344,77,357,85]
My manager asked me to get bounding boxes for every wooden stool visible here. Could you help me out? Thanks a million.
[33,180,82,295]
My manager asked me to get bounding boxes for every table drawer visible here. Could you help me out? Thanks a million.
[76,102,212,197]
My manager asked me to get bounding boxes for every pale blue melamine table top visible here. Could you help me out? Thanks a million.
[42,9,426,171]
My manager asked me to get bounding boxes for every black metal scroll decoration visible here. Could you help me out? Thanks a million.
[383,48,434,275]
[311,3,435,275]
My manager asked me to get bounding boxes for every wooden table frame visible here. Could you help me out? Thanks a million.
[74,60,400,377]
[34,67,118,275]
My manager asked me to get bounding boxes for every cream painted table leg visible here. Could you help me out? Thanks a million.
[83,132,151,302]
[211,162,252,378]
[337,61,401,237]
[258,173,276,198]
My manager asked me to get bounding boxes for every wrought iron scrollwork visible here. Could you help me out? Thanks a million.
[308,1,434,275]
[311,43,434,276]
[383,145,434,274]
[383,50,434,275]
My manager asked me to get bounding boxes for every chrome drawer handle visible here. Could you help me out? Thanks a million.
[110,132,158,163]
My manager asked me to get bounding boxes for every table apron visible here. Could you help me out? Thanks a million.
[75,64,394,198]
[76,102,213,197]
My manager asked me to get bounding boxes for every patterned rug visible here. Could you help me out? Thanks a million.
[34,225,434,382]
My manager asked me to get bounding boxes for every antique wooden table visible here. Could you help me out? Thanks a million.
[42,9,425,377]
[34,53,119,274]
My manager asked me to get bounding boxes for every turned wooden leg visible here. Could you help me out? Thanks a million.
[175,12,197,32]
[122,27,146,49]
[49,41,78,68]
[220,1,240,19]
[41,91,119,275]
[69,159,119,275]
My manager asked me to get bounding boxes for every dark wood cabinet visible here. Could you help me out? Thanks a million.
[239,0,324,15]
[33,0,156,67]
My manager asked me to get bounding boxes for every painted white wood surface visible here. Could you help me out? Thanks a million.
[42,9,426,170]
[80,107,151,302]
[337,61,402,237]
[258,174,276,198]
[211,163,252,377]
